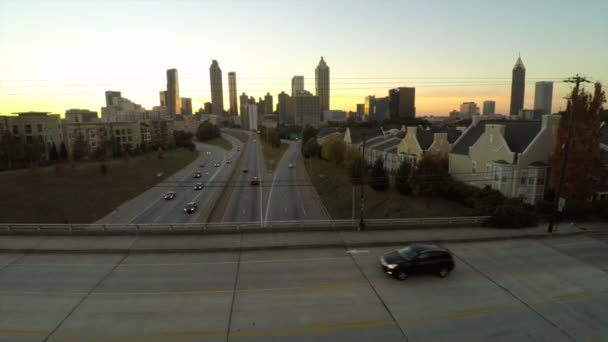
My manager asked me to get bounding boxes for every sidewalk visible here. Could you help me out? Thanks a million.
[0,222,603,253]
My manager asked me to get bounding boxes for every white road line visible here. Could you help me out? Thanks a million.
[263,160,280,225]
[256,142,264,227]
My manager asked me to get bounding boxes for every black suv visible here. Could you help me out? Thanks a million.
[184,202,197,214]
[380,244,455,280]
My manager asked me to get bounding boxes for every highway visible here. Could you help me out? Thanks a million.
[1,235,608,341]
[97,133,242,224]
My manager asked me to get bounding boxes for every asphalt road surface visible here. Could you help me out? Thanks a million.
[223,136,266,223]
[1,235,608,341]
[97,134,242,224]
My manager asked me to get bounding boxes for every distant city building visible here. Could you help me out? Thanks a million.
[228,72,238,115]
[65,109,98,123]
[315,57,330,111]
[291,76,304,96]
[239,93,249,119]
[166,69,181,115]
[322,110,347,123]
[534,81,554,115]
[518,108,544,121]
[1,112,64,162]
[388,87,416,120]
[364,96,376,121]
[373,97,390,121]
[482,101,496,115]
[204,102,212,114]
[289,90,321,127]
[159,91,166,107]
[264,92,273,114]
[105,91,121,106]
[180,97,192,115]
[209,60,224,114]
[246,104,259,131]
[460,102,480,119]
[510,56,526,115]
[146,106,168,121]
[356,104,365,117]
[277,91,293,125]
[101,94,146,122]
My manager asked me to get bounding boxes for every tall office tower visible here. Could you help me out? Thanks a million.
[482,101,496,115]
[290,91,321,127]
[209,60,224,114]
[264,92,273,114]
[510,56,526,115]
[277,91,292,124]
[166,69,181,115]
[534,81,554,115]
[204,102,212,114]
[356,104,365,119]
[159,91,167,107]
[292,76,304,96]
[228,72,238,115]
[105,91,122,106]
[373,97,390,121]
[388,87,416,119]
[315,57,330,111]
[239,93,249,118]
[180,97,192,115]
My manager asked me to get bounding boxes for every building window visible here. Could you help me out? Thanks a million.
[115,129,120,135]
[12,126,18,134]
[128,136,132,142]
[26,136,33,144]
[121,129,125,135]
[528,177,534,185]
[121,136,126,142]
[25,125,32,134]
[127,129,132,134]
[520,170,527,185]
[471,161,477,174]
[37,124,43,133]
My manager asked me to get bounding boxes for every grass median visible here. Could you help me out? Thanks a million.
[201,136,233,150]
[223,130,249,143]
[0,149,198,223]
[261,140,288,173]
[304,157,478,219]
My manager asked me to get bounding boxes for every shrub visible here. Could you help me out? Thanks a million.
[302,138,320,158]
[484,203,537,228]
[395,160,412,195]
[369,159,389,191]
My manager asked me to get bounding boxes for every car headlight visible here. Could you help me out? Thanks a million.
[387,264,398,270]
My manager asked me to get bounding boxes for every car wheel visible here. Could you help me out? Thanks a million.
[438,268,450,278]
[395,271,408,281]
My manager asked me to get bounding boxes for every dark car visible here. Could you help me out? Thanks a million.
[227,160,232,164]
[242,168,248,173]
[184,202,197,214]
[250,176,260,185]
[380,244,455,280]
[163,191,176,200]
[193,183,203,190]
[194,172,202,178]
[199,163,205,168]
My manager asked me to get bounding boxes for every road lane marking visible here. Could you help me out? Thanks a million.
[255,142,264,226]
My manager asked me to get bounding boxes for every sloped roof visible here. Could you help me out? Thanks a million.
[416,128,462,150]
[348,127,383,144]
[514,56,525,70]
[451,120,542,155]
[370,137,401,152]
[317,127,340,138]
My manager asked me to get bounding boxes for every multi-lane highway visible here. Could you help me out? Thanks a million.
[1,235,608,341]
[97,133,243,224]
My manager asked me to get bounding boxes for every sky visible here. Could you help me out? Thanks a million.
[1,0,607,117]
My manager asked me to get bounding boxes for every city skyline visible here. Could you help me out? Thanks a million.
[1,1,607,116]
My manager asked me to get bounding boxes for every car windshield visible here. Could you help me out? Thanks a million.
[397,246,418,260]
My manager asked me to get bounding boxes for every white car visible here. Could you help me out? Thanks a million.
[214,162,220,167]
[288,163,294,168]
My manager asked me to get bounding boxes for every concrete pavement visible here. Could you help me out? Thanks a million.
[1,233,608,341]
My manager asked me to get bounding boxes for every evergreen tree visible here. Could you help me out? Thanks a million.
[395,160,412,195]
[369,158,389,191]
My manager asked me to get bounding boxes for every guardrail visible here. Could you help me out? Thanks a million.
[0,217,490,235]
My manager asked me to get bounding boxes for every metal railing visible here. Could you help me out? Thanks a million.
[0,216,490,234]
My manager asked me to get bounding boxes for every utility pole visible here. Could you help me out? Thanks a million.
[359,135,366,230]
[547,74,590,232]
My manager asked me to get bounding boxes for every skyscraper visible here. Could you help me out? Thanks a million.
[290,90,321,127]
[534,81,554,115]
[239,93,249,119]
[159,91,167,107]
[292,76,304,96]
[166,69,181,115]
[315,57,330,111]
[482,101,496,115]
[209,60,224,114]
[105,91,121,106]
[228,72,238,115]
[459,102,480,119]
[364,96,376,121]
[510,56,526,116]
[278,91,292,124]
[264,92,273,114]
[180,97,192,115]
[388,87,416,119]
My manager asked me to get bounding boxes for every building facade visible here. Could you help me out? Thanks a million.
[264,92,273,115]
[166,69,181,115]
[210,60,224,114]
[278,91,293,125]
[322,110,347,123]
[290,91,321,127]
[510,56,526,115]
[291,76,304,96]
[459,102,480,119]
[534,81,554,115]
[101,95,146,122]
[105,91,122,106]
[65,109,98,123]
[228,72,238,115]
[180,98,192,115]
[372,97,390,121]
[1,112,64,162]
[389,87,416,120]
[482,101,496,115]
[315,57,330,111]
[246,104,259,131]
[398,126,462,164]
